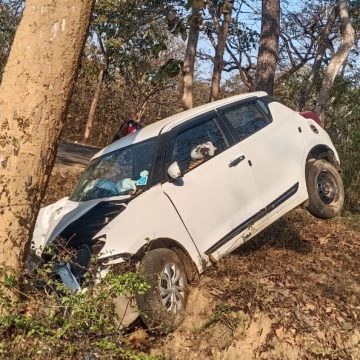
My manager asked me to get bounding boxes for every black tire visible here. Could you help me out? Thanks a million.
[136,248,188,333]
[305,159,344,219]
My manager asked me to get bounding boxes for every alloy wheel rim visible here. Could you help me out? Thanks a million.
[159,262,186,314]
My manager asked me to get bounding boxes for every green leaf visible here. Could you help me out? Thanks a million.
[4,274,15,287]
[149,59,183,85]
[151,43,167,57]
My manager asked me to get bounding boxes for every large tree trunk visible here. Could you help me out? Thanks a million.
[316,0,355,125]
[209,2,233,102]
[182,6,201,110]
[255,0,280,96]
[83,65,106,142]
[0,0,93,295]
[298,7,337,111]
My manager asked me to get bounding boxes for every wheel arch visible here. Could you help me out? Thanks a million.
[306,145,340,171]
[135,237,200,284]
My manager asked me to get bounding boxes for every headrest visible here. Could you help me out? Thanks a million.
[191,141,217,160]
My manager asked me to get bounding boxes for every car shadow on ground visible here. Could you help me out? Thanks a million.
[233,214,313,257]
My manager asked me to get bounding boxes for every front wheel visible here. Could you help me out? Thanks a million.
[136,248,188,333]
[305,159,344,219]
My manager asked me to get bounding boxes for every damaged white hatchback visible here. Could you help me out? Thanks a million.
[28,91,344,332]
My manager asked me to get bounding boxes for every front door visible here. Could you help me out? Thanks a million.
[161,112,263,255]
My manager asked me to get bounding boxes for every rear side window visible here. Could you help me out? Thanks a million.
[171,116,227,174]
[221,102,271,141]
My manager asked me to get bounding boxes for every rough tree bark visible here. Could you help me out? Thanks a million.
[209,1,233,102]
[182,6,201,110]
[0,0,94,290]
[255,0,280,96]
[298,7,337,111]
[316,0,355,125]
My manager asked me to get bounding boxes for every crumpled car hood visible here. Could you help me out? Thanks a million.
[31,195,129,255]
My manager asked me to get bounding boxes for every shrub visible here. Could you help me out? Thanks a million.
[0,259,156,360]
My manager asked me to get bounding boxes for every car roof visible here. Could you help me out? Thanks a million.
[92,91,267,160]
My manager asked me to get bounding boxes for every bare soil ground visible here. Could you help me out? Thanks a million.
[46,160,360,360]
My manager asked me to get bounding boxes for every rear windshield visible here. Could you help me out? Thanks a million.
[70,140,156,202]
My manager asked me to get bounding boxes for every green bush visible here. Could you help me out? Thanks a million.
[0,260,156,360]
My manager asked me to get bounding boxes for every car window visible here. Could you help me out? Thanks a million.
[70,140,156,201]
[171,116,227,174]
[221,102,271,141]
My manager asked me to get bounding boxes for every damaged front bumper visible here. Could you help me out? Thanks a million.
[25,252,139,327]
[25,249,81,292]
[53,262,81,292]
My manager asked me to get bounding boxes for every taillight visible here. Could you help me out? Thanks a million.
[300,111,322,127]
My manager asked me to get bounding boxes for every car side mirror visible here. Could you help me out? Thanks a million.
[167,161,182,180]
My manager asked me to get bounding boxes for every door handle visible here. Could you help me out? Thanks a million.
[229,155,245,167]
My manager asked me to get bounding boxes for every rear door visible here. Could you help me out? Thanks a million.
[218,98,305,210]
[161,111,263,255]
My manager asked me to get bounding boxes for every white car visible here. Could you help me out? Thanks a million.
[29,91,344,332]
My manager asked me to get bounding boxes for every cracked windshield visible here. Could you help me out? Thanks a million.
[70,140,156,201]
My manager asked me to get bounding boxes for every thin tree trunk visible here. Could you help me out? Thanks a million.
[0,0,93,303]
[255,0,280,96]
[83,65,106,142]
[316,0,355,125]
[209,3,233,102]
[298,7,337,111]
[182,7,201,110]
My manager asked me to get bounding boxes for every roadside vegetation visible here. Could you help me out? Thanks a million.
[0,250,154,359]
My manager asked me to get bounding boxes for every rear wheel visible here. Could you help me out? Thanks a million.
[136,248,188,333]
[305,159,344,219]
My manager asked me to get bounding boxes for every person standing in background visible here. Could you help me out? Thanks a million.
[112,119,142,142]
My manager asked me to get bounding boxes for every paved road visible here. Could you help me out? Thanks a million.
[56,141,100,167]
